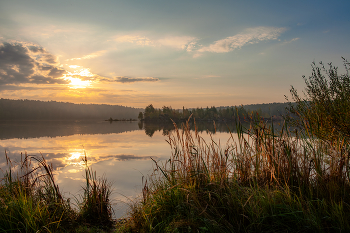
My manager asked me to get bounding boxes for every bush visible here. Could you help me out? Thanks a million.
[286,57,350,142]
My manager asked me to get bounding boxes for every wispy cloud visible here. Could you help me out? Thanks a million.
[114,35,153,46]
[197,27,286,54]
[113,154,150,161]
[101,76,159,83]
[113,34,198,50]
[67,50,107,61]
[282,37,299,44]
[157,36,197,50]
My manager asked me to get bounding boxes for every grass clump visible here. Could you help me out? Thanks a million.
[0,152,114,232]
[0,153,75,232]
[78,155,114,230]
[123,116,350,232]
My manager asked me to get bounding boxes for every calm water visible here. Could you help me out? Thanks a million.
[0,120,239,218]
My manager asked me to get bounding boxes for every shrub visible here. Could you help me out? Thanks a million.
[286,58,350,142]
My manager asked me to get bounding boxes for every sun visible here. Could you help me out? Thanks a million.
[68,152,84,160]
[65,76,92,89]
[63,66,94,89]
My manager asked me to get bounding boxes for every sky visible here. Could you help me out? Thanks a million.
[0,0,349,109]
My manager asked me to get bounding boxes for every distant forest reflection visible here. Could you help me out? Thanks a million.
[140,121,252,137]
[0,120,285,140]
[0,120,140,140]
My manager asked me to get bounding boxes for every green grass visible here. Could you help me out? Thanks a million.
[78,155,114,229]
[0,152,114,232]
[121,117,350,232]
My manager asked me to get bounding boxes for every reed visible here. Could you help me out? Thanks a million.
[124,117,350,232]
[0,152,75,232]
[78,154,114,229]
[0,152,114,232]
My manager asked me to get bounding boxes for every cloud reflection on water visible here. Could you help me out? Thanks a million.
[0,121,239,218]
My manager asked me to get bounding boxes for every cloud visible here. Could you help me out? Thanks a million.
[116,77,159,83]
[67,50,107,61]
[0,84,68,91]
[0,42,68,85]
[114,34,198,50]
[48,67,66,78]
[186,41,198,52]
[157,36,197,50]
[113,154,150,161]
[101,76,159,83]
[197,27,286,53]
[114,35,153,46]
[282,37,299,44]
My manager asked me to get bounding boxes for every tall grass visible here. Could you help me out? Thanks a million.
[78,154,114,229]
[0,152,114,232]
[125,117,350,232]
[0,152,74,232]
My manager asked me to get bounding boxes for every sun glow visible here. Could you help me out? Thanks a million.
[68,152,84,160]
[66,76,91,88]
[63,66,94,88]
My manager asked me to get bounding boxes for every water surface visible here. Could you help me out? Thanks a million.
[0,120,239,218]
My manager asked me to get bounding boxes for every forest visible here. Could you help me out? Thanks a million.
[0,99,142,120]
[0,98,291,122]
[138,102,290,123]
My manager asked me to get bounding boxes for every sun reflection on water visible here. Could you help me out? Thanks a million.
[67,151,84,160]
[0,123,238,218]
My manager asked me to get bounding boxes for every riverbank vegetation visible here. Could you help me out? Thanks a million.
[120,59,350,232]
[0,153,114,232]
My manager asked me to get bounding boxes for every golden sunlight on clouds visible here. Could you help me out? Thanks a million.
[66,50,107,61]
[67,152,84,160]
[62,66,94,88]
[67,77,91,88]
[63,151,86,170]
[113,34,198,50]
[68,169,80,173]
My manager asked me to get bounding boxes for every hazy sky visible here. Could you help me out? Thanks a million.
[1,0,349,108]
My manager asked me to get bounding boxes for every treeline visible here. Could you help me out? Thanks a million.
[0,99,142,120]
[235,102,290,118]
[139,103,290,123]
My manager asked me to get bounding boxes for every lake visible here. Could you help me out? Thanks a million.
[0,120,241,218]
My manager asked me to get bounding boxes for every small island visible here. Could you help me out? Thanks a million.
[105,117,137,122]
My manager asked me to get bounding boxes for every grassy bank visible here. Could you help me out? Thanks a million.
[119,117,350,232]
[3,117,349,232]
[0,153,114,232]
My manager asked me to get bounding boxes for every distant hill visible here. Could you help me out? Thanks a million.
[0,99,143,120]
